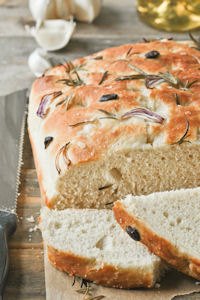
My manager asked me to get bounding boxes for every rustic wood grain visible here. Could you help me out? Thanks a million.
[1,0,200,299]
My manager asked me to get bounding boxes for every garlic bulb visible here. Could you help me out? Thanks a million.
[29,18,76,51]
[73,0,102,23]
[55,0,74,20]
[29,0,101,24]
[28,48,52,77]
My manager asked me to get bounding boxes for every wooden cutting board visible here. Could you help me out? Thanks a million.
[44,248,200,300]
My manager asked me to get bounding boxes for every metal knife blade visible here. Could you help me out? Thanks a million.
[0,89,28,298]
[0,89,27,212]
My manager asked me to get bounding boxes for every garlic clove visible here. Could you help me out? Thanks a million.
[29,19,76,51]
[55,0,74,20]
[73,0,102,23]
[28,48,52,77]
[29,0,57,28]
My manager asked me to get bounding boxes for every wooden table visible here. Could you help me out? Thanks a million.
[1,1,199,299]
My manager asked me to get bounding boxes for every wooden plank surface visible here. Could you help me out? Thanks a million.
[1,0,200,299]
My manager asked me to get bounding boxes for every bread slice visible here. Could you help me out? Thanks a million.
[28,40,200,210]
[40,207,165,288]
[113,187,200,280]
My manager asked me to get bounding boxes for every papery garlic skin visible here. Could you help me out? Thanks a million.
[28,48,52,77]
[73,0,102,23]
[29,19,76,51]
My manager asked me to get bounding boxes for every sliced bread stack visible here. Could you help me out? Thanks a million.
[113,187,200,280]
[40,208,164,288]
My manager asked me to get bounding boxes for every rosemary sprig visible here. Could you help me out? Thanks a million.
[58,67,84,87]
[64,61,86,73]
[116,63,198,90]
[58,61,85,86]
[98,71,108,85]
[69,107,164,128]
[55,142,71,174]
[56,94,74,111]
[189,32,200,50]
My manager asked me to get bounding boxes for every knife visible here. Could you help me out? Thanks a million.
[0,89,28,299]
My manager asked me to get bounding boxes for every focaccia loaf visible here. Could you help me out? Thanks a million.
[28,40,200,209]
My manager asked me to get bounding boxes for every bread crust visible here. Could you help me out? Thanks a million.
[47,245,158,288]
[113,201,200,280]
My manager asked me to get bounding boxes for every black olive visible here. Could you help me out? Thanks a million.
[126,226,141,241]
[99,94,119,102]
[44,136,53,149]
[145,50,160,59]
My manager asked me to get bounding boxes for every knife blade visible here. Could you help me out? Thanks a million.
[0,89,28,299]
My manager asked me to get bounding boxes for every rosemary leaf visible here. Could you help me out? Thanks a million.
[69,120,98,127]
[93,56,103,60]
[98,71,108,85]
[98,184,113,191]
[105,201,114,206]
[98,109,117,119]
[189,32,200,50]
[184,79,199,89]
[126,47,133,57]
[115,74,145,81]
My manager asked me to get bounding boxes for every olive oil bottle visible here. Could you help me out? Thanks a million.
[137,0,200,32]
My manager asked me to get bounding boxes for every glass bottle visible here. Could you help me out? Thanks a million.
[137,0,200,32]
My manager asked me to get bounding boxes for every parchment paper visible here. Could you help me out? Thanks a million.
[44,248,200,300]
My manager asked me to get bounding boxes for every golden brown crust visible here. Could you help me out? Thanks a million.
[29,40,200,165]
[113,202,200,280]
[47,245,157,288]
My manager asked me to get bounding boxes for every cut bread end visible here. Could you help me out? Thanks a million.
[113,187,200,281]
[40,207,165,288]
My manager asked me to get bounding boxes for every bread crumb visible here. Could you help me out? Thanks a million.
[155,283,160,289]
[26,216,35,223]
[29,225,39,233]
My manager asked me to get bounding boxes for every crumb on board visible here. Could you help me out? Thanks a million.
[29,225,39,233]
[155,283,161,289]
[26,215,35,223]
